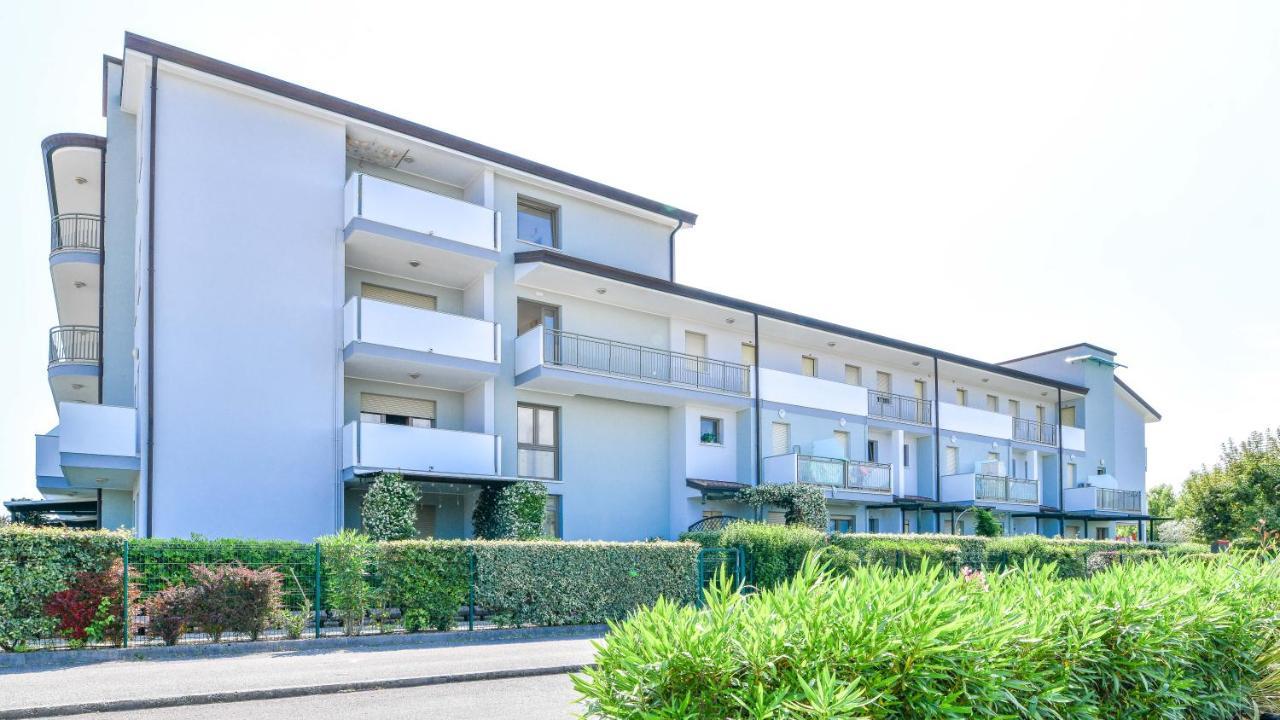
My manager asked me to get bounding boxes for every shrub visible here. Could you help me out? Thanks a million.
[144,585,195,646]
[973,508,1002,537]
[129,537,314,610]
[361,472,420,541]
[42,558,137,646]
[1156,518,1200,544]
[831,532,989,568]
[861,538,961,572]
[378,540,469,632]
[1086,548,1163,574]
[734,484,829,530]
[0,525,126,651]
[577,554,1280,719]
[319,530,375,636]
[713,522,826,589]
[472,541,698,627]
[185,564,283,641]
[472,481,548,540]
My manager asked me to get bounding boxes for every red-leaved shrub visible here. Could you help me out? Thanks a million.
[186,564,283,641]
[144,585,196,646]
[42,559,137,645]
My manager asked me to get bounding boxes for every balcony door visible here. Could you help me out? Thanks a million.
[518,299,560,363]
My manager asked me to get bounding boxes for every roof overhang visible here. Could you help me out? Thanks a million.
[41,134,104,219]
[1115,376,1161,422]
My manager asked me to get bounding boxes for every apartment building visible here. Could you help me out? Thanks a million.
[23,34,1160,542]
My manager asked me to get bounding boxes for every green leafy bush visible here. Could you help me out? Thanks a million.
[577,553,1280,719]
[185,564,283,641]
[378,540,469,632]
[0,525,126,651]
[973,507,1002,536]
[361,472,420,541]
[861,539,961,572]
[734,484,829,530]
[1086,548,1163,574]
[472,541,698,627]
[318,530,375,636]
[830,532,988,568]
[130,537,314,610]
[144,585,195,646]
[472,481,548,540]
[714,523,826,589]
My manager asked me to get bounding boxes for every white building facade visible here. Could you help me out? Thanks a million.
[23,34,1160,542]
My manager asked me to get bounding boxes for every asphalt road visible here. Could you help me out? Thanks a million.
[58,673,582,719]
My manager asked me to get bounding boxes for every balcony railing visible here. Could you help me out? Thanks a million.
[1095,487,1143,513]
[542,328,751,395]
[777,454,893,493]
[868,390,932,425]
[846,459,894,492]
[50,214,101,253]
[975,474,1039,504]
[48,326,100,366]
[1013,417,1058,446]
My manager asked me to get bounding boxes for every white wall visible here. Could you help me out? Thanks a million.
[147,70,345,540]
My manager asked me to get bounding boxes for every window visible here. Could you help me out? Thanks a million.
[741,342,756,366]
[956,388,968,406]
[360,394,436,428]
[1036,405,1046,423]
[944,446,959,475]
[1065,525,1081,539]
[957,520,966,535]
[833,430,851,459]
[876,371,892,393]
[361,283,437,311]
[903,444,910,467]
[1008,399,1020,418]
[1061,405,1077,427]
[517,299,559,335]
[867,439,880,462]
[844,364,862,386]
[699,417,723,445]
[517,403,558,480]
[986,394,999,412]
[829,516,854,533]
[904,518,912,533]
[1065,462,1078,488]
[1095,526,1109,540]
[684,331,708,357]
[771,422,791,455]
[801,355,817,377]
[542,496,562,538]
[516,197,559,247]
[767,511,787,525]
[867,517,880,533]
[914,379,927,399]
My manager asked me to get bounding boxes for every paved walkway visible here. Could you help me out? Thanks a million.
[0,636,599,716]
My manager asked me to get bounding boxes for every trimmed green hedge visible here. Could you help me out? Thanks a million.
[377,540,469,632]
[130,537,316,609]
[0,526,126,651]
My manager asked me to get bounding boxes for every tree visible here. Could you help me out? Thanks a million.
[1177,429,1280,542]
[361,472,419,541]
[472,481,549,539]
[1146,484,1177,541]
[734,484,830,531]
[974,508,1002,537]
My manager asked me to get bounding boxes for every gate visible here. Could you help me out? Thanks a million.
[696,546,745,607]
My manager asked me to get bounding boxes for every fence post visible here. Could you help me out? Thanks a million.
[467,550,476,632]
[121,540,130,648]
[313,542,322,640]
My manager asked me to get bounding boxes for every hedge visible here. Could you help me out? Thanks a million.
[0,526,126,651]
[578,554,1280,719]
[129,537,316,610]
[377,540,469,632]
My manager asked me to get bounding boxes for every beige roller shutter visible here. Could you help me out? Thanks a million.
[771,422,791,455]
[876,371,892,393]
[361,283,437,311]
[360,393,436,420]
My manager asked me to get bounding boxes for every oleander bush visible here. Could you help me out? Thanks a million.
[576,553,1280,719]
[377,540,469,632]
[0,525,126,651]
[318,530,375,636]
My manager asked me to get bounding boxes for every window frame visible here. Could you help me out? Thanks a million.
[844,364,862,386]
[699,416,724,446]
[515,196,561,248]
[801,355,818,377]
[517,402,560,481]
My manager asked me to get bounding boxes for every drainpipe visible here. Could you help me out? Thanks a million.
[144,57,158,538]
[753,313,761,488]
[1056,387,1064,538]
[667,220,683,282]
[932,357,940,504]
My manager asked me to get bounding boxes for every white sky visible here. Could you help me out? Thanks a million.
[2,1,1278,507]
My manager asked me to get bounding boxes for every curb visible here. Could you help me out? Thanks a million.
[0,624,607,671]
[0,663,591,718]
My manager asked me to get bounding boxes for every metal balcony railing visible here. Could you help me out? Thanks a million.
[975,474,1038,504]
[868,390,932,425]
[542,328,751,395]
[793,455,893,493]
[1013,417,1058,445]
[50,214,101,253]
[1095,487,1143,513]
[48,326,100,366]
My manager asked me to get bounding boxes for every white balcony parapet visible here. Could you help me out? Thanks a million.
[939,402,1013,440]
[344,297,498,363]
[343,421,499,478]
[58,403,137,459]
[1063,479,1142,514]
[763,453,893,494]
[1061,425,1086,452]
[758,368,868,416]
[344,173,497,251]
[940,472,1039,506]
[35,433,64,482]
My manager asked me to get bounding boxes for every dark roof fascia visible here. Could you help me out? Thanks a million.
[1115,375,1162,420]
[686,478,748,492]
[1000,342,1119,366]
[102,54,123,118]
[41,133,106,217]
[516,250,1090,395]
[121,33,697,226]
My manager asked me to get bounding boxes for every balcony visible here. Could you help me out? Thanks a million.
[939,402,1011,439]
[342,421,499,479]
[56,403,139,489]
[343,297,499,390]
[1013,417,1058,446]
[1064,483,1143,514]
[1061,425,1086,452]
[515,326,754,408]
[47,325,99,404]
[763,453,893,495]
[35,433,68,491]
[344,173,498,289]
[758,368,868,416]
[941,471,1039,507]
[868,390,932,425]
[50,213,101,254]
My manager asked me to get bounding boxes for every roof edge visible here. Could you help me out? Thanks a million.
[515,249,1090,395]
[122,33,697,226]
[1000,342,1119,366]
[1115,375,1162,421]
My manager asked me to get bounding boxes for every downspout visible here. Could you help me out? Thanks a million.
[753,313,761,488]
[932,356,941,504]
[1056,387,1064,537]
[97,139,106,404]
[144,58,158,538]
[667,219,683,282]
